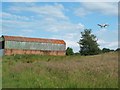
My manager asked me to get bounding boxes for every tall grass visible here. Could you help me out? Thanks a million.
[2,52,118,88]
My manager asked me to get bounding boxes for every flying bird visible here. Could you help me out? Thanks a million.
[97,24,109,28]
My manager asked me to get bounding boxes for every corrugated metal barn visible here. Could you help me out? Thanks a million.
[0,35,66,56]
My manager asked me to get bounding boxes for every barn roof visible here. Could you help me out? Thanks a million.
[2,35,66,44]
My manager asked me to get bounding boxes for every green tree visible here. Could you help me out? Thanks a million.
[102,48,111,53]
[78,29,101,55]
[115,48,120,52]
[66,47,74,55]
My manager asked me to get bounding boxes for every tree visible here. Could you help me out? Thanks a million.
[78,29,101,55]
[66,47,74,55]
[116,48,120,52]
[102,48,111,53]
[110,49,115,52]
[74,52,80,55]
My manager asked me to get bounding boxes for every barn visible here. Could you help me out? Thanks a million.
[0,35,66,56]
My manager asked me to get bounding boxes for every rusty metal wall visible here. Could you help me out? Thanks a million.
[5,41,66,51]
[4,49,65,56]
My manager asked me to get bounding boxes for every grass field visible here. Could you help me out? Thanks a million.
[2,52,118,88]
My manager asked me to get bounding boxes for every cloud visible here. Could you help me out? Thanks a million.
[97,39,107,44]
[107,41,118,48]
[74,7,90,17]
[2,12,30,21]
[9,3,68,20]
[18,29,34,37]
[2,3,85,52]
[21,29,33,33]
[2,13,85,34]
[75,2,118,17]
[51,32,81,52]
[3,0,39,2]
[97,39,118,49]
[65,40,79,48]
[47,22,84,32]
[2,2,117,52]
[64,33,78,39]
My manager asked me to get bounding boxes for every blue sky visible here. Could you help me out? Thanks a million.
[1,2,118,52]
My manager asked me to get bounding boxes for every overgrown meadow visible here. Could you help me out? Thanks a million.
[2,52,118,88]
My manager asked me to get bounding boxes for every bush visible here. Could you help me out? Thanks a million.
[74,52,80,55]
[115,48,120,52]
[66,47,74,56]
[102,48,111,53]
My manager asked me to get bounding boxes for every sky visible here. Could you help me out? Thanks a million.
[1,2,118,52]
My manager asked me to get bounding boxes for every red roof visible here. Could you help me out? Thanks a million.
[2,35,66,44]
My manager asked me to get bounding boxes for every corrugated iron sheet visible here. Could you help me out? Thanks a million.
[5,41,66,51]
[3,35,66,44]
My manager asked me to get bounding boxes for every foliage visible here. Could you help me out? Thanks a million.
[110,49,115,52]
[102,48,115,53]
[74,52,80,55]
[102,48,110,53]
[78,29,101,55]
[66,47,74,55]
[115,48,120,52]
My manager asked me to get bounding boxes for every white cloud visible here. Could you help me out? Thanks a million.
[47,22,84,32]
[75,8,90,17]
[84,2,117,15]
[107,41,118,48]
[51,32,81,52]
[2,19,32,28]
[95,28,118,50]
[2,12,30,21]
[2,2,117,52]
[38,16,85,32]
[18,29,34,37]
[97,39,118,49]
[65,40,79,48]
[3,0,39,2]
[2,14,85,34]
[77,23,85,30]
[96,28,107,34]
[75,2,118,17]
[64,33,78,39]
[97,39,107,44]
[21,29,33,33]
[2,3,84,53]
[9,3,68,20]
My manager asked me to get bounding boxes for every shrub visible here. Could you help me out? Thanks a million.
[66,47,74,56]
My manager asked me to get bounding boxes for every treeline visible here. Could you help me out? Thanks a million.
[66,47,119,56]
[66,29,119,56]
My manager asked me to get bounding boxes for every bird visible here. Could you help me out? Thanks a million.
[97,24,109,28]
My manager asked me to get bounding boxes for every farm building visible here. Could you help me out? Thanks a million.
[0,35,66,56]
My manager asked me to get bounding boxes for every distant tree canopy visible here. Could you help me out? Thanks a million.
[78,29,101,55]
[102,48,111,53]
[66,47,74,55]
[115,48,120,52]
[74,52,80,55]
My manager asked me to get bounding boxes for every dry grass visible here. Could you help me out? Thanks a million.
[2,52,118,88]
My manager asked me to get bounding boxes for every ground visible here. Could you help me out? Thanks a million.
[2,52,118,88]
